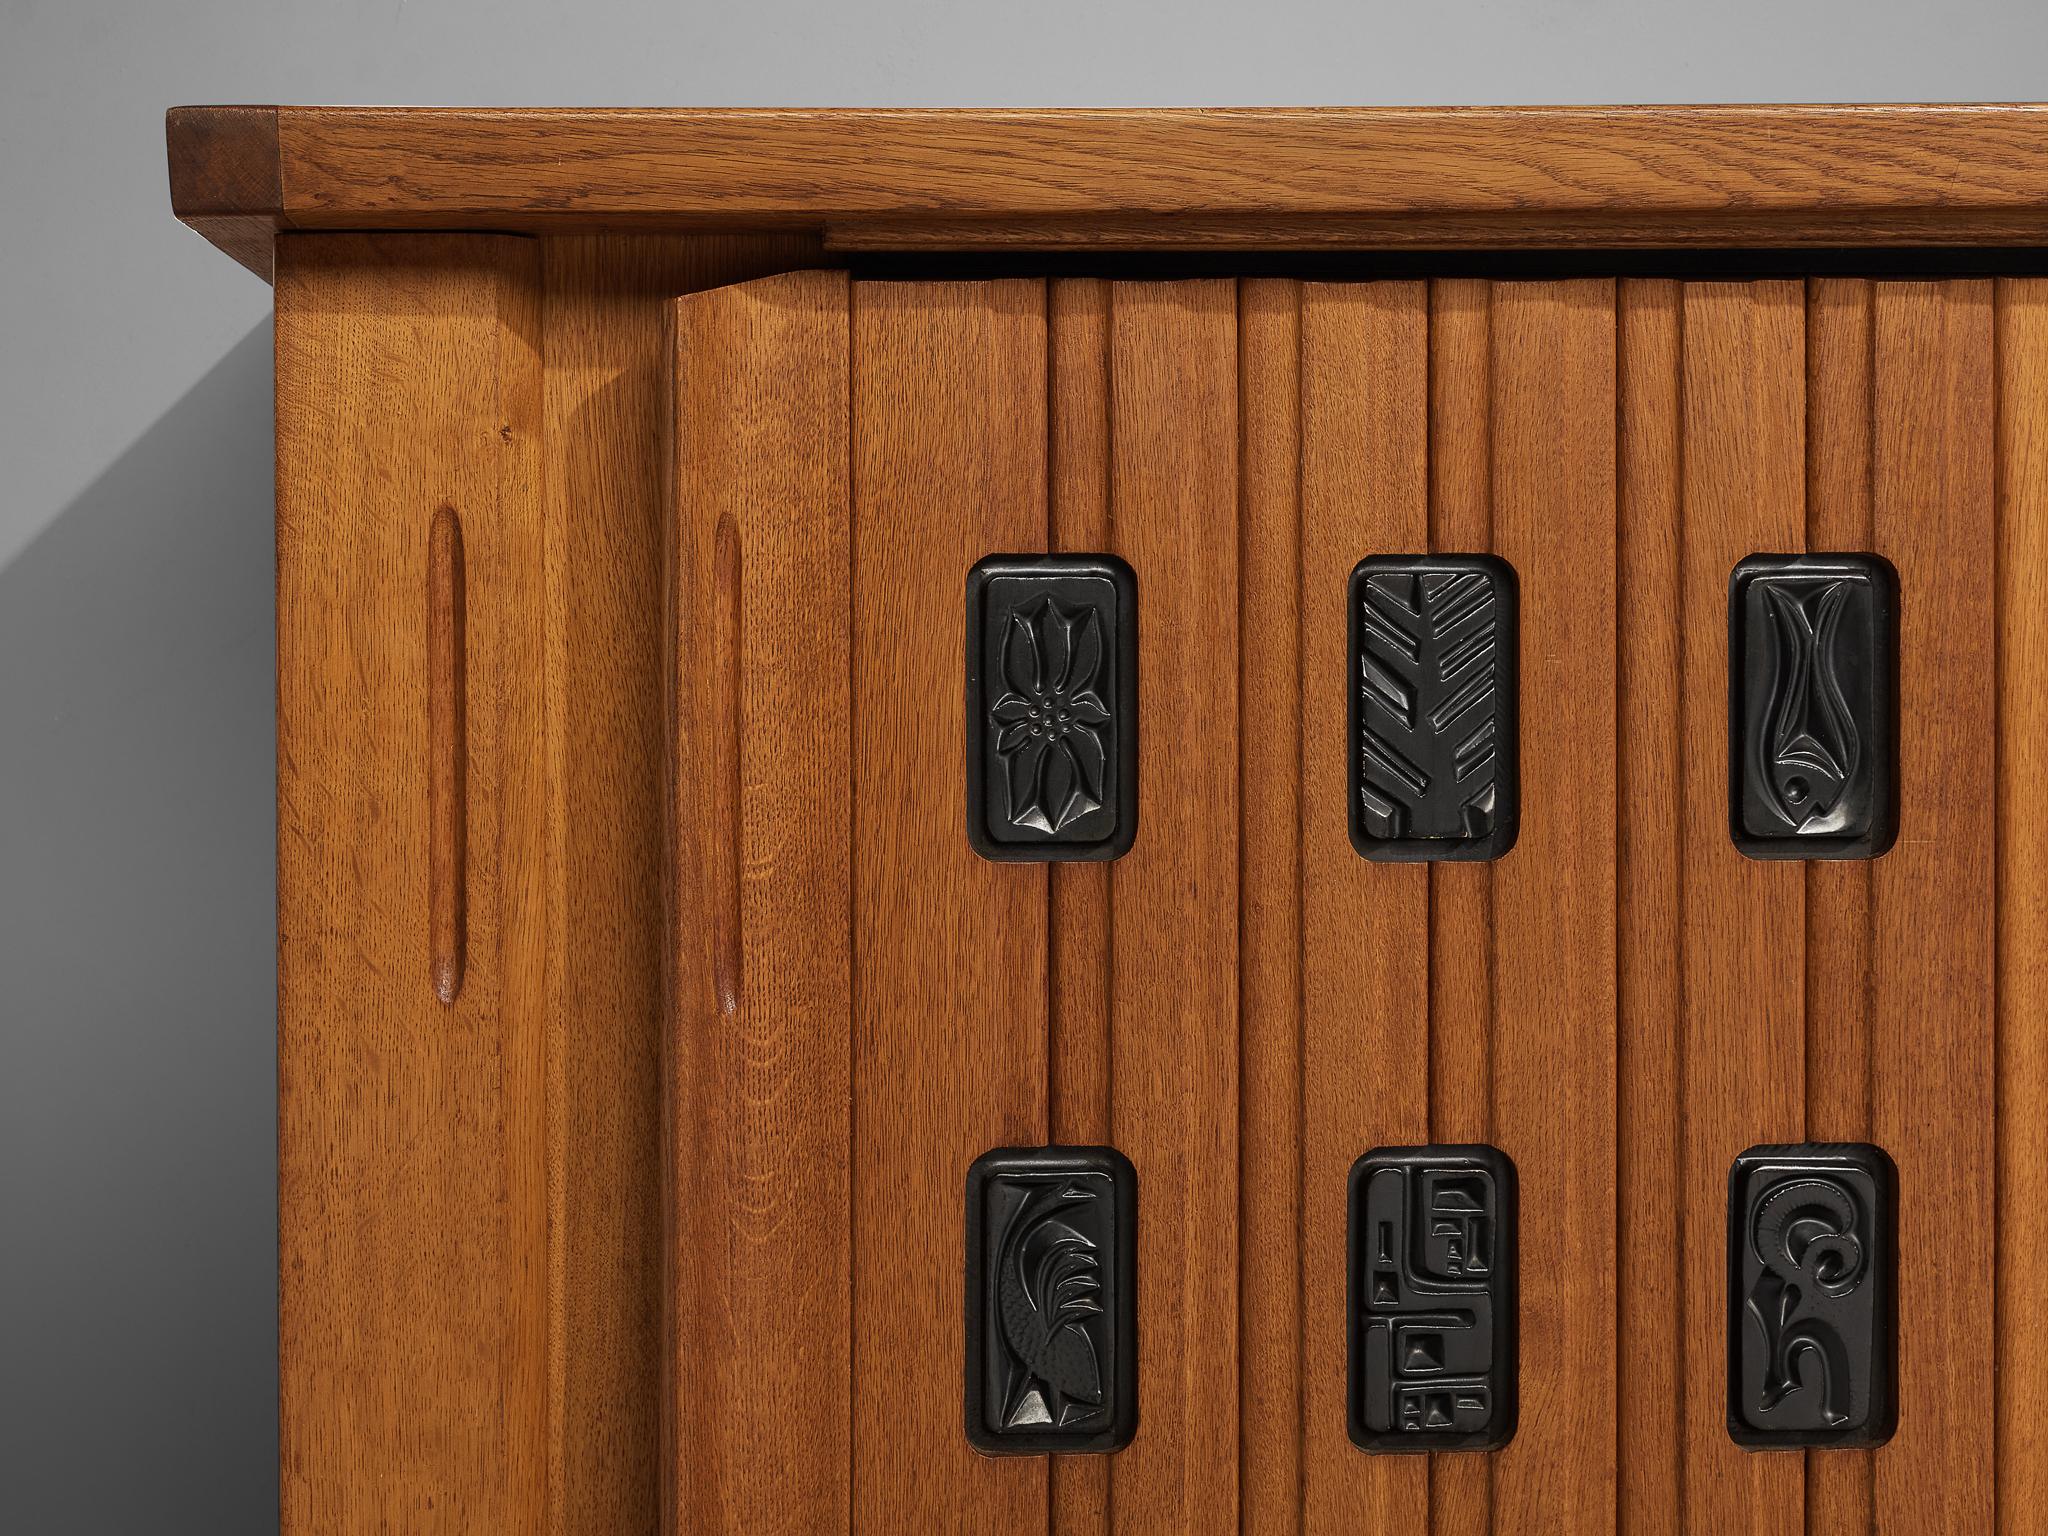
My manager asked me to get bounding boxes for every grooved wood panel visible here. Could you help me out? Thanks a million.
[1677,281,1809,1536]
[266,261,2033,1533]
[1872,280,1997,1536]
[1237,277,1304,1536]
[1616,276,1683,1536]
[1426,278,1494,1536]
[670,270,853,1533]
[849,280,1053,1529]
[1048,275,1116,1536]
[1300,281,1431,1535]
[1105,281,1243,1535]
[1488,279,1618,1536]
[265,186,2045,1529]
[1996,278,2048,1536]
[275,234,547,1534]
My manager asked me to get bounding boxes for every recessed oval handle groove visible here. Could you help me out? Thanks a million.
[708,511,744,1016]
[428,504,467,1006]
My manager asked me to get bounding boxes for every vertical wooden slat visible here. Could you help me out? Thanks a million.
[670,270,852,1534]
[276,234,548,1534]
[849,280,1051,1530]
[1997,277,2048,1536]
[1239,276,1305,1536]
[1106,280,1241,1536]
[1801,275,1877,1535]
[1300,281,1430,1536]
[1872,280,1996,1536]
[544,232,820,1536]
[1801,278,1877,1136]
[1616,278,1683,1536]
[1676,281,1808,1536]
[1488,279,1619,1536]
[1049,275,1114,1536]
[1425,275,1495,1536]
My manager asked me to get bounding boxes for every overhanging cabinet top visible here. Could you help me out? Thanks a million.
[168,103,2048,275]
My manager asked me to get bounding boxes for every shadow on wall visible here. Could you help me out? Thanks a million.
[0,325,279,1533]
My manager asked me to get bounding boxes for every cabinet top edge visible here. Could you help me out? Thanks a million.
[168,103,2048,281]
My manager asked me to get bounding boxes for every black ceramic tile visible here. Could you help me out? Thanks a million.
[1728,1142,1896,1449]
[1348,1144,1517,1453]
[965,1146,1138,1455]
[966,555,1138,862]
[1730,554,1898,860]
[1348,555,1518,862]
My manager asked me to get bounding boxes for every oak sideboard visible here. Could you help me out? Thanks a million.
[167,103,2048,1535]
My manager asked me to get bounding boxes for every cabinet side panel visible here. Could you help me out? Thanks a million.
[1488,279,1619,1536]
[275,233,548,1534]
[1872,281,1997,1536]
[1300,281,1430,1536]
[849,279,1052,1529]
[670,270,853,1533]
[1674,281,1808,1536]
[1996,277,2048,1536]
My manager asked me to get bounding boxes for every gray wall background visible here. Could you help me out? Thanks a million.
[5,2,2047,1529]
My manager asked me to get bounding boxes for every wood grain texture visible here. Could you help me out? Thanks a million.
[1677,281,1808,1536]
[1048,274,1113,1536]
[850,280,1051,1531]
[172,105,2048,270]
[1300,281,1430,1536]
[1801,275,1877,1535]
[1237,276,1304,1536]
[670,270,852,1534]
[272,106,2048,218]
[163,105,280,274]
[1488,280,1618,1536]
[1424,276,1493,1536]
[1996,277,2048,1536]
[270,240,2046,1531]
[1616,278,1683,1536]
[1105,281,1241,1536]
[1872,280,1996,1536]
[542,232,822,1536]
[275,234,547,1534]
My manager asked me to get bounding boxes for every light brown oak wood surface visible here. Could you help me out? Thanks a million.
[266,222,2047,1533]
[276,234,550,1533]
[277,231,822,1536]
[174,104,2048,273]
[655,271,2042,1534]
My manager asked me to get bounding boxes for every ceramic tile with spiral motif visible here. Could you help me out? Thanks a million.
[1730,554,1898,859]
[1728,1143,1896,1449]
[1348,1144,1518,1452]
[965,1146,1137,1455]
[966,555,1138,862]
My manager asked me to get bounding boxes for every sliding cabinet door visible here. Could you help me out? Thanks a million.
[664,271,2040,1536]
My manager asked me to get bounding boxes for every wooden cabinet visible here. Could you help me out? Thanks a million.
[172,104,2048,1535]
